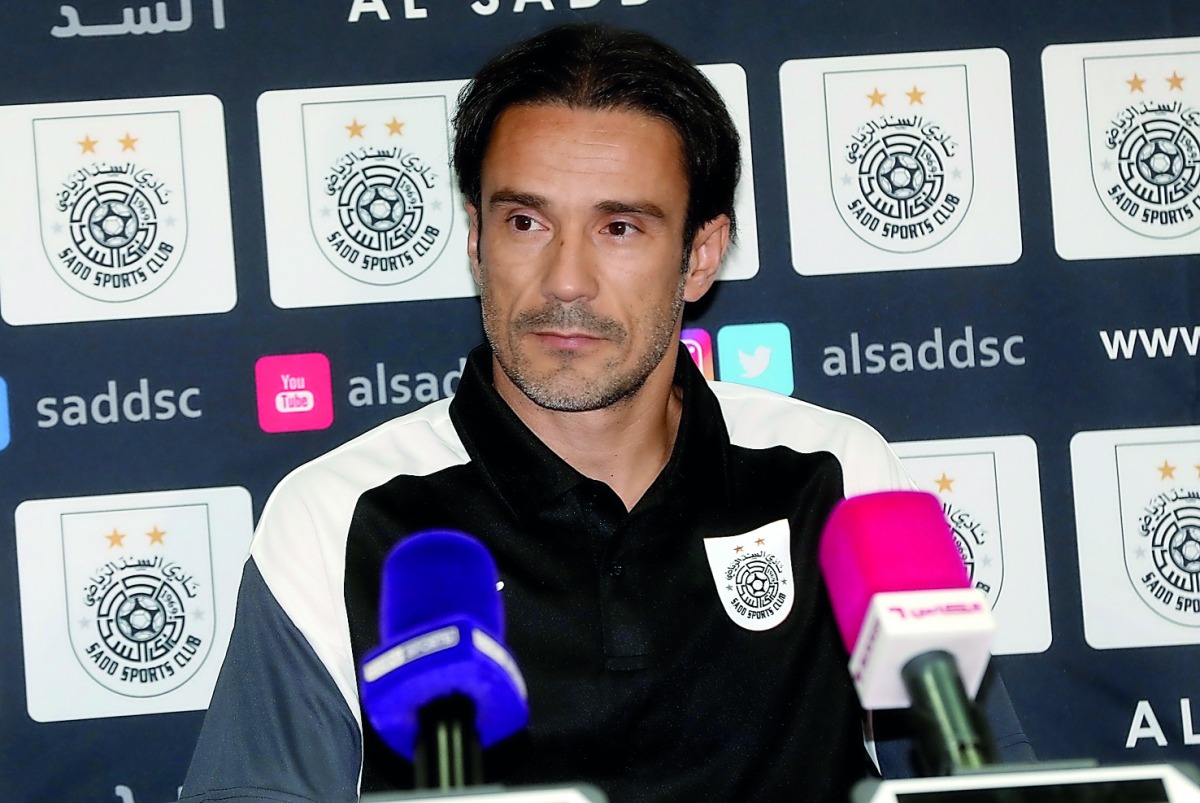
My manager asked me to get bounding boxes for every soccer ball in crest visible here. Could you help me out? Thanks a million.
[746,569,771,598]
[1135,139,1184,187]
[87,201,139,248]
[876,153,926,200]
[115,594,166,642]
[356,185,405,233]
[1169,525,1200,574]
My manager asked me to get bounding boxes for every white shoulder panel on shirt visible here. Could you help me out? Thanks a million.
[710,380,914,498]
[249,397,470,724]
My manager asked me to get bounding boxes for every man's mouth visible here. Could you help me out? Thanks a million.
[531,330,605,350]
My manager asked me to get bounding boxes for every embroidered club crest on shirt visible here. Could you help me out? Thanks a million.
[704,519,795,631]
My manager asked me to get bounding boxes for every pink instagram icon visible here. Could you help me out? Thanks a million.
[255,353,334,433]
[680,328,714,380]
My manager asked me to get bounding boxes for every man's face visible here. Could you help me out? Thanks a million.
[468,103,724,412]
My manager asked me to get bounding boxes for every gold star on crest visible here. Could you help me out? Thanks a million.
[1167,71,1186,91]
[906,85,925,105]
[147,526,166,545]
[733,545,744,553]
[867,87,886,107]
[346,119,366,138]
[385,117,405,136]
[1158,460,1176,480]
[1127,73,1147,93]
[935,473,955,493]
[118,132,138,151]
[77,135,98,154]
[105,528,125,548]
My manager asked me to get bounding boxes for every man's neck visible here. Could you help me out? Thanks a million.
[493,354,684,512]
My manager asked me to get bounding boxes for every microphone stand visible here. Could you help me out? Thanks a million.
[901,650,998,776]
[413,693,484,790]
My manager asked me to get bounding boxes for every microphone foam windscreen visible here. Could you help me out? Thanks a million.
[380,529,504,642]
[362,530,528,757]
[818,491,969,652]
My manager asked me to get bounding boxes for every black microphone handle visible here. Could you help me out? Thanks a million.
[900,649,999,777]
[413,693,484,790]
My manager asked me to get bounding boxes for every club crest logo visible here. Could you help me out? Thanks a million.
[1128,483,1200,627]
[899,454,1007,609]
[34,112,187,302]
[703,519,794,631]
[302,96,454,286]
[1110,445,1200,630]
[1085,54,1200,239]
[941,499,1004,606]
[825,65,974,253]
[62,503,215,697]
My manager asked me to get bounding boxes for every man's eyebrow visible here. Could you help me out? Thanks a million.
[486,192,669,221]
[487,190,547,210]
[595,200,668,219]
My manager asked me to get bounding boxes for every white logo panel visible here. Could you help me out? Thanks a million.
[893,435,1051,655]
[703,519,794,631]
[259,79,471,308]
[0,95,235,325]
[1072,425,1200,649]
[1044,37,1200,260]
[780,48,1020,275]
[15,487,252,721]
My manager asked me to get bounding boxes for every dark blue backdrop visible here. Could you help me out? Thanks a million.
[2,1,1199,800]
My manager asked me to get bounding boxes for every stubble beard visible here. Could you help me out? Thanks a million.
[480,271,687,413]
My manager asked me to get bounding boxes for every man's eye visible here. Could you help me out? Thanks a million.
[510,215,537,232]
[606,221,634,237]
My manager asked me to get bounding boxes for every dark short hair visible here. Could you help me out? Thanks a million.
[452,23,740,244]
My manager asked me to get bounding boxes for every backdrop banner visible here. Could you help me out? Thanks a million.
[2,1,1199,800]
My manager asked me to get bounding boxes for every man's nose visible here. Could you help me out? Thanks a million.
[540,231,599,303]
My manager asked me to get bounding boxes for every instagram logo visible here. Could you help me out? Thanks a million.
[255,353,333,433]
[681,328,714,380]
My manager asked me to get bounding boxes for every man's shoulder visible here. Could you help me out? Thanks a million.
[707,380,912,495]
[250,397,472,619]
[271,397,469,502]
[709,379,889,450]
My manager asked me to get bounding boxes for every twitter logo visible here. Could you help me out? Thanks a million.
[717,323,794,394]
[738,345,771,378]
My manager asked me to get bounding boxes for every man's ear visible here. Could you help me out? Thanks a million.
[466,201,482,286]
[683,214,731,303]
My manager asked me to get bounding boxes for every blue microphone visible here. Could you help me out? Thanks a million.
[359,530,529,789]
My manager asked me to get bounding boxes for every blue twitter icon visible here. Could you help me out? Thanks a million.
[716,322,794,395]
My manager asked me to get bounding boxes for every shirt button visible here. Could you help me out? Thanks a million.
[608,563,624,577]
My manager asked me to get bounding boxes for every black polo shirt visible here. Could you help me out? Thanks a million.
[182,345,1016,803]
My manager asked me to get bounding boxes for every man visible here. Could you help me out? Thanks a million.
[182,23,1030,802]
